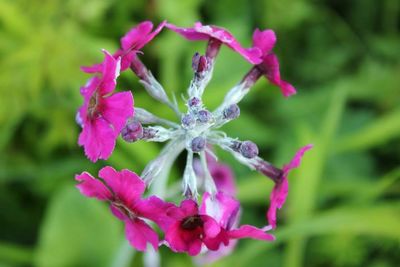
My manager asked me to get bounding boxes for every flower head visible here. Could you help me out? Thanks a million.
[76,166,173,251]
[167,22,262,64]
[165,199,220,256]
[78,50,133,162]
[267,144,313,228]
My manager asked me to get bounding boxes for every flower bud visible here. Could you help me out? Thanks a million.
[197,110,212,123]
[191,136,206,152]
[223,104,240,120]
[240,141,259,158]
[121,120,143,142]
[192,52,208,73]
[188,97,201,107]
[181,113,196,128]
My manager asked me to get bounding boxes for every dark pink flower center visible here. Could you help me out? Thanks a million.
[88,93,100,119]
[113,201,136,219]
[181,215,203,230]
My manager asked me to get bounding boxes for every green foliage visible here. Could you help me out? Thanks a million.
[0,0,399,266]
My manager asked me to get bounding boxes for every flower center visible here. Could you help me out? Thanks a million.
[113,202,136,219]
[181,215,203,230]
[88,93,99,119]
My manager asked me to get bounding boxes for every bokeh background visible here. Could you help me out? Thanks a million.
[1,0,399,266]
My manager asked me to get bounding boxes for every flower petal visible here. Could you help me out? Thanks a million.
[261,53,296,97]
[135,196,176,231]
[228,225,275,241]
[78,117,116,162]
[201,215,221,238]
[125,218,159,251]
[200,192,240,229]
[101,91,134,133]
[99,49,120,95]
[166,22,262,64]
[252,29,276,55]
[267,144,313,228]
[121,21,154,51]
[98,166,145,205]
[75,172,112,200]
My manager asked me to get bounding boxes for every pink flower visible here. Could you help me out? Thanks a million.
[164,199,221,256]
[78,50,133,162]
[81,21,166,73]
[252,29,296,97]
[76,166,173,251]
[201,192,275,251]
[166,22,262,64]
[267,144,313,228]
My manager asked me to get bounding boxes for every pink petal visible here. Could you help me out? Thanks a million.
[165,221,204,256]
[203,229,229,251]
[267,178,288,229]
[101,91,134,133]
[75,172,112,200]
[200,192,240,229]
[80,63,103,74]
[283,144,313,173]
[167,199,198,219]
[121,21,154,51]
[187,239,203,256]
[125,218,159,251]
[201,215,221,238]
[166,22,262,64]
[261,53,297,98]
[267,145,313,228]
[98,166,145,205]
[196,239,237,265]
[252,29,276,55]
[99,50,120,95]
[78,117,116,162]
[135,196,176,231]
[228,225,275,241]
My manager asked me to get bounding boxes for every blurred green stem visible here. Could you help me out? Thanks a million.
[110,239,135,267]
[0,241,33,265]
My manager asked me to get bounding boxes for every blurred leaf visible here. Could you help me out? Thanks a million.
[336,108,400,153]
[34,186,122,267]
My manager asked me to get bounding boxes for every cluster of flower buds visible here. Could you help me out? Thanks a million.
[75,21,312,263]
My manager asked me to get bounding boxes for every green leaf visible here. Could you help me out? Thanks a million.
[34,185,122,267]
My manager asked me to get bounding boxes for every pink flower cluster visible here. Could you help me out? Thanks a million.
[75,20,312,261]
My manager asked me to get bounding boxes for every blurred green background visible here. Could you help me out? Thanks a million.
[1,0,399,266]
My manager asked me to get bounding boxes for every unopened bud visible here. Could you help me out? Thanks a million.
[223,104,240,120]
[197,110,212,123]
[240,141,259,158]
[191,136,206,152]
[181,114,196,128]
[192,52,208,73]
[121,120,143,142]
[188,97,201,107]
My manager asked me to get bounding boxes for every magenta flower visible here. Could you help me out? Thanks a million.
[78,50,133,162]
[76,166,173,251]
[252,29,296,97]
[164,199,220,256]
[267,144,313,228]
[166,22,262,64]
[200,192,275,251]
[82,21,166,73]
